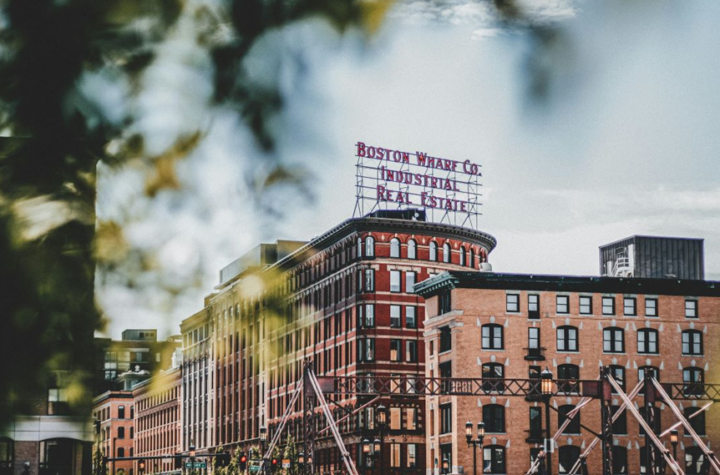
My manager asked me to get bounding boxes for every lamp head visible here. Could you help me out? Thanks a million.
[670,429,679,444]
[362,438,371,454]
[541,367,553,396]
[373,438,381,453]
[377,404,387,426]
[465,421,473,442]
[477,421,485,439]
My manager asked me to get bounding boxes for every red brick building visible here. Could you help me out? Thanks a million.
[133,368,181,475]
[415,272,720,475]
[179,210,496,473]
[93,392,135,475]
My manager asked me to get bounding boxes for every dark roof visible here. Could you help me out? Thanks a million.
[271,215,497,271]
[414,271,720,298]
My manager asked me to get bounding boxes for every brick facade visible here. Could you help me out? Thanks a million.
[417,272,720,475]
[179,212,497,473]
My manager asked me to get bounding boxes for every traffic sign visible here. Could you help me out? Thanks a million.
[184,462,207,469]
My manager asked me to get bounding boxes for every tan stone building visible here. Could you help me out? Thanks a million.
[416,272,719,475]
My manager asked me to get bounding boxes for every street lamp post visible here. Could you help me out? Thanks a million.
[441,455,449,475]
[670,430,679,465]
[465,421,485,475]
[362,438,372,475]
[541,367,554,475]
[189,441,196,475]
[375,405,388,474]
[260,427,267,474]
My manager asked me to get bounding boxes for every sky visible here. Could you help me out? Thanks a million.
[96,0,720,338]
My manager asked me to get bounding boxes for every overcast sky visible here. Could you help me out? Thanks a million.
[97,0,720,338]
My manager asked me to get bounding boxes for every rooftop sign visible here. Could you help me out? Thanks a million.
[353,141,483,229]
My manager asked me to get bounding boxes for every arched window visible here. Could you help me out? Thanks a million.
[612,446,628,475]
[469,248,475,268]
[482,363,504,393]
[603,327,625,353]
[407,239,417,259]
[442,242,451,263]
[482,404,505,433]
[682,330,703,356]
[558,446,581,474]
[357,238,362,259]
[556,326,578,352]
[557,364,580,393]
[118,405,125,419]
[558,405,581,434]
[429,242,438,261]
[638,366,660,395]
[637,328,659,354]
[686,447,706,475]
[481,324,504,350]
[459,246,466,266]
[482,446,506,474]
[683,367,704,397]
[365,236,375,257]
[609,365,625,393]
[390,238,400,258]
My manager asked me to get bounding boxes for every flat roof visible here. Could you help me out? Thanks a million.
[414,271,719,298]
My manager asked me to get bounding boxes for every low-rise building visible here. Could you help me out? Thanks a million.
[416,271,720,475]
[133,367,182,475]
[92,392,135,475]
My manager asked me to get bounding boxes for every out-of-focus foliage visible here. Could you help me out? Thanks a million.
[0,0,571,431]
[0,0,370,429]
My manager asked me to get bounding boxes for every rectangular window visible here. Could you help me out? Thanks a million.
[579,296,592,315]
[390,305,401,328]
[623,297,637,316]
[406,340,417,363]
[528,327,540,349]
[528,294,540,319]
[685,299,698,318]
[556,295,569,314]
[439,361,452,378]
[407,444,417,468]
[406,272,416,293]
[390,270,401,293]
[506,294,519,313]
[358,338,375,362]
[440,404,452,434]
[405,407,418,430]
[365,304,375,328]
[406,306,417,329]
[365,269,375,292]
[390,443,401,468]
[440,326,452,353]
[439,291,451,315]
[390,407,402,430]
[602,296,615,315]
[390,340,401,362]
[645,298,658,317]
